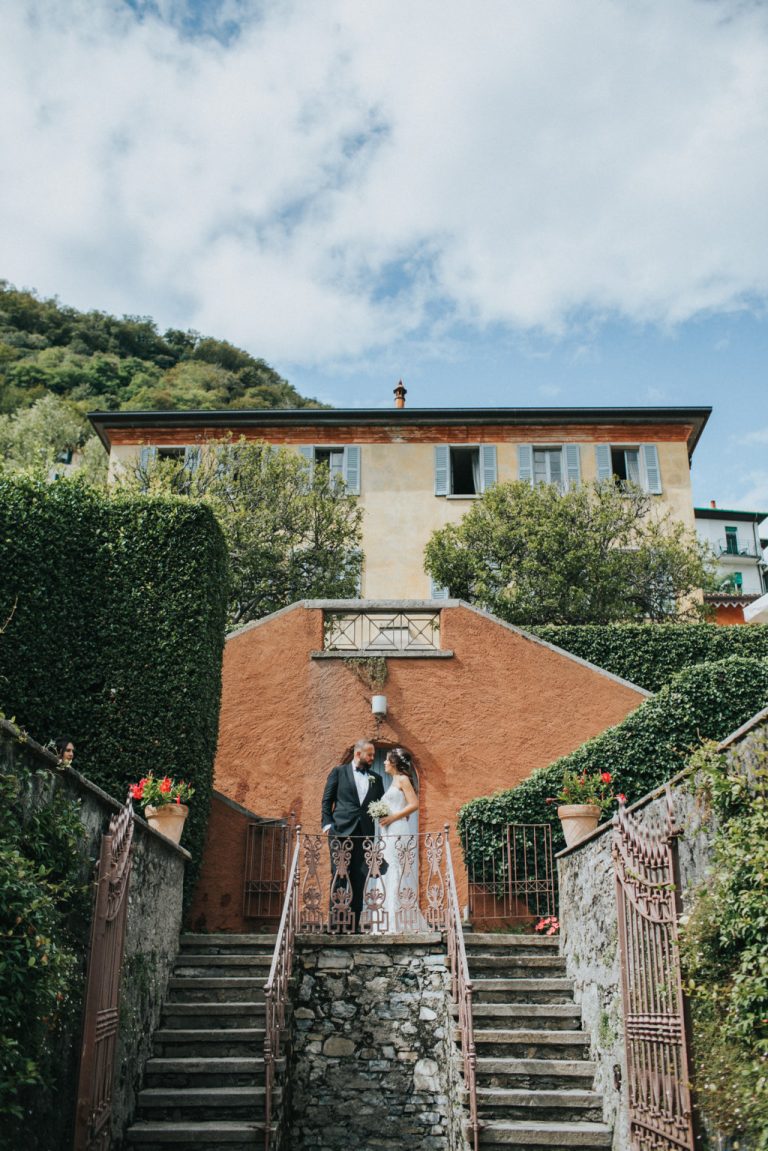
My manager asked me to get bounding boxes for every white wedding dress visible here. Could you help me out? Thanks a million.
[377,782,425,933]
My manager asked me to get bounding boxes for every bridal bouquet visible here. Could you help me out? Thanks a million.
[367,799,391,820]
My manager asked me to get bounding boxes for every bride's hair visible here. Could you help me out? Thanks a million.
[387,747,417,787]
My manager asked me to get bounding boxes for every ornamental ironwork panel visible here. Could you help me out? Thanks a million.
[73,795,135,1151]
[298,831,446,933]
[612,791,695,1151]
[324,610,441,652]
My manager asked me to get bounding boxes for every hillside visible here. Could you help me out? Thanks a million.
[0,280,325,415]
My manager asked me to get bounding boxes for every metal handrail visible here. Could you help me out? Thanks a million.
[263,825,301,1151]
[444,826,479,1151]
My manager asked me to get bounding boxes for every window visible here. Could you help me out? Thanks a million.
[434,445,497,496]
[595,444,662,494]
[137,445,200,492]
[518,444,580,489]
[725,526,739,555]
[298,446,360,494]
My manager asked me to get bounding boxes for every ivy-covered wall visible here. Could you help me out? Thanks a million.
[0,475,228,882]
[459,656,768,859]
[531,622,768,693]
[0,722,188,1151]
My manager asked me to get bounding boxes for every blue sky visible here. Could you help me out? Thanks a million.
[2,0,768,509]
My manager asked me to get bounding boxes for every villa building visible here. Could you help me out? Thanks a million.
[89,394,711,600]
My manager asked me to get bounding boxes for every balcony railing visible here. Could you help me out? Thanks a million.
[717,539,760,558]
[324,610,441,653]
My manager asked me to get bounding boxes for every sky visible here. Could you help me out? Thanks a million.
[2,0,768,509]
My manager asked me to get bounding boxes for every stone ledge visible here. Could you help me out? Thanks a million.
[310,650,454,660]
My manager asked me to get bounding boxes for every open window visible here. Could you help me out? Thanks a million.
[518,444,581,490]
[298,446,361,494]
[434,445,497,496]
[595,444,662,494]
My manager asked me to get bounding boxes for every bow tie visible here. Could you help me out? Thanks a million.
[355,765,370,774]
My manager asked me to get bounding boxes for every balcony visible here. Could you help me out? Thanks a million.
[717,539,761,559]
[323,610,442,653]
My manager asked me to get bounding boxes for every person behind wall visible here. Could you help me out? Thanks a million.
[321,738,385,932]
[54,737,75,767]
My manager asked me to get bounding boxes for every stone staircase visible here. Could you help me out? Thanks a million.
[125,933,282,1150]
[460,933,612,1149]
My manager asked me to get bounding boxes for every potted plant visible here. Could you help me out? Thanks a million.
[547,770,625,848]
[130,774,195,844]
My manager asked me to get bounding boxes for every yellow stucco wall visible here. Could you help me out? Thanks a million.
[107,436,695,599]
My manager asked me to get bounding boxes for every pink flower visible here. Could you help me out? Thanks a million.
[617,793,627,804]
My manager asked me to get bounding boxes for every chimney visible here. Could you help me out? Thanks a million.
[710,500,717,509]
[394,380,407,409]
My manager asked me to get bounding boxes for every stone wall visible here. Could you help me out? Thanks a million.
[0,721,188,1150]
[555,716,768,1151]
[286,934,468,1151]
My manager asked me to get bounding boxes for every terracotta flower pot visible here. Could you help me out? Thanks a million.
[557,804,602,848]
[145,803,189,845]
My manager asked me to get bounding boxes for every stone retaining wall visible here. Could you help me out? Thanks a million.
[0,721,189,1150]
[286,934,468,1151]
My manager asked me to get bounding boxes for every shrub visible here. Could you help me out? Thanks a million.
[530,622,768,693]
[458,656,768,861]
[679,739,768,1148]
[0,475,228,886]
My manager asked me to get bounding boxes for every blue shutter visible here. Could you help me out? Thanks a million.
[518,444,533,484]
[565,444,581,486]
[139,446,157,469]
[641,444,662,494]
[430,579,449,600]
[184,446,201,473]
[298,445,314,470]
[434,446,449,496]
[343,446,361,494]
[480,445,497,492]
[595,444,612,482]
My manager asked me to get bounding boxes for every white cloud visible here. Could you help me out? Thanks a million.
[2,0,768,364]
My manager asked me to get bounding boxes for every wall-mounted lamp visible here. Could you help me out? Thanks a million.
[371,695,388,719]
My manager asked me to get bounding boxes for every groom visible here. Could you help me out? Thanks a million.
[321,738,385,932]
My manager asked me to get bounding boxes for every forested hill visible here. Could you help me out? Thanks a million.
[0,280,326,415]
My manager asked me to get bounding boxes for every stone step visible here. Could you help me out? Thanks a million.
[143,1056,279,1089]
[475,1087,604,1124]
[476,1058,598,1091]
[137,1085,277,1122]
[458,1003,582,1030]
[173,954,272,976]
[167,977,267,1004]
[179,933,277,952]
[469,955,566,973]
[471,978,575,1005]
[464,933,560,951]
[162,1003,265,1029]
[473,1029,590,1060]
[153,1029,265,1059]
[125,1120,272,1148]
[476,1119,612,1147]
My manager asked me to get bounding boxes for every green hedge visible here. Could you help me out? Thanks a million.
[458,656,768,860]
[530,622,768,693]
[0,475,228,883]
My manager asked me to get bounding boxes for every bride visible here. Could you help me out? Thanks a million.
[377,748,422,932]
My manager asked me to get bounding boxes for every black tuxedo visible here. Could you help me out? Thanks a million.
[321,762,385,930]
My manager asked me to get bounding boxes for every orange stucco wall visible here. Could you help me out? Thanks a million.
[188,603,647,931]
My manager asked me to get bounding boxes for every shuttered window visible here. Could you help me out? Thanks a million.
[298,446,361,494]
[434,445,497,496]
[596,444,663,494]
[520,445,580,490]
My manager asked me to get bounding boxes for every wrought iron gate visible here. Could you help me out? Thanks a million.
[73,796,135,1151]
[612,791,695,1151]
[463,823,556,926]
[243,820,290,922]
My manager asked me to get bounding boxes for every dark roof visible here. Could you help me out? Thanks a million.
[695,507,768,523]
[88,405,712,454]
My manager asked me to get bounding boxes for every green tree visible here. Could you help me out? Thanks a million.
[0,394,87,474]
[424,479,715,624]
[119,439,364,627]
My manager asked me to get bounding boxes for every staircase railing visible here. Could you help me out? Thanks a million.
[444,827,479,1151]
[263,825,301,1151]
